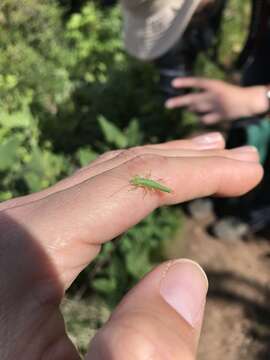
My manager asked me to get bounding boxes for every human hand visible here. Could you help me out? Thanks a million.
[0,134,263,359]
[165,78,269,124]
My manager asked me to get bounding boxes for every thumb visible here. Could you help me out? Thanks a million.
[86,259,208,359]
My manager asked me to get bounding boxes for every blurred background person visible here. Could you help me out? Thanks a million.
[165,0,270,235]
[120,0,225,99]
[120,0,270,236]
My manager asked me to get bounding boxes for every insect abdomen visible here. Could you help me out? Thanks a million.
[130,176,172,193]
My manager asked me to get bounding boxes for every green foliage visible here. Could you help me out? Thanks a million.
[42,2,190,152]
[98,116,143,149]
[196,0,251,79]
[76,147,98,167]
[0,105,69,200]
[0,0,72,112]
[98,115,128,148]
[0,0,71,199]
[218,0,251,68]
[91,207,180,307]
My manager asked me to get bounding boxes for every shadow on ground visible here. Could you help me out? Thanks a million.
[207,270,270,360]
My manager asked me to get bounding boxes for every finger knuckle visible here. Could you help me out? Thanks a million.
[100,149,123,161]
[73,149,123,175]
[196,77,206,87]
[91,331,148,359]
[92,310,195,360]
[117,147,143,162]
[93,316,164,360]
[126,154,168,174]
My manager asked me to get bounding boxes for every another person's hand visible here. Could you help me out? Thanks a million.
[165,78,269,124]
[0,134,263,359]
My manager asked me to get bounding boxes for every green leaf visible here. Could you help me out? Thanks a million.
[124,118,142,147]
[0,191,13,202]
[98,115,128,148]
[23,147,67,192]
[126,249,151,279]
[0,136,21,171]
[76,147,98,166]
[0,107,33,129]
[92,278,117,294]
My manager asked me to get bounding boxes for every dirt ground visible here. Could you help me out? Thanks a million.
[165,214,270,360]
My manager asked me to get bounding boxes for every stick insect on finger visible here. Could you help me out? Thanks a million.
[109,172,173,198]
[129,175,173,194]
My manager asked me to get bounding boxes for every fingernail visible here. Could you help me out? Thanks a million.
[192,132,224,148]
[230,146,259,162]
[160,259,208,328]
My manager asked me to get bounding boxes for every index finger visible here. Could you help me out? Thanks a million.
[165,93,209,109]
[9,153,263,290]
[0,134,225,212]
[172,77,212,89]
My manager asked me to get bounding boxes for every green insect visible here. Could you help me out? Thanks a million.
[130,175,172,194]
